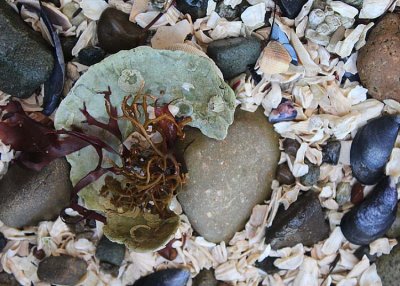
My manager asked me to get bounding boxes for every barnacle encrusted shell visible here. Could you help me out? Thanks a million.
[54,47,235,250]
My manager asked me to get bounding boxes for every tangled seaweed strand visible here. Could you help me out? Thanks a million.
[62,86,191,222]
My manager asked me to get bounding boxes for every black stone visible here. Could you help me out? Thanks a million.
[322,141,341,165]
[255,257,279,274]
[78,46,106,66]
[37,255,87,285]
[276,163,295,185]
[96,236,126,266]
[0,159,71,228]
[265,191,330,249]
[0,1,54,98]
[131,268,191,286]
[300,164,320,186]
[193,269,218,286]
[0,272,19,286]
[176,0,208,21]
[282,138,300,157]
[215,1,240,21]
[97,8,147,54]
[60,36,78,62]
[276,0,308,19]
[0,233,6,252]
[207,37,262,80]
[353,245,377,263]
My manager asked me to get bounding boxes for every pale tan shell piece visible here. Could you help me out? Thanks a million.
[258,41,292,75]
[163,43,224,79]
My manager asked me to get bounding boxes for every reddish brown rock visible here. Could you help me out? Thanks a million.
[357,13,400,101]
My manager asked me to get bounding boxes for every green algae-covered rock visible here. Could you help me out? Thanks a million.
[54,47,234,251]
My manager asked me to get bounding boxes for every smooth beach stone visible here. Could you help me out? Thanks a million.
[207,37,262,80]
[78,46,106,66]
[336,182,351,206]
[176,0,208,20]
[0,1,54,98]
[276,163,295,185]
[276,0,308,19]
[376,245,400,286]
[387,205,400,238]
[0,272,19,286]
[0,159,71,228]
[96,236,126,266]
[60,36,78,62]
[37,256,87,285]
[178,109,280,243]
[300,164,320,186]
[97,8,147,54]
[265,191,330,249]
[282,138,300,157]
[322,141,341,165]
[358,13,400,102]
[193,269,218,286]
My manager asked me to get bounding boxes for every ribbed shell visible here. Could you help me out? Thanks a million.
[258,41,292,75]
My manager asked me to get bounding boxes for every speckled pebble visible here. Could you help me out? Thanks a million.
[336,182,351,206]
[376,245,400,286]
[300,164,320,186]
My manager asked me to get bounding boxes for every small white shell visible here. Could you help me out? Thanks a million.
[241,3,266,30]
[329,1,359,18]
[359,0,392,19]
[308,9,325,29]
[80,0,109,20]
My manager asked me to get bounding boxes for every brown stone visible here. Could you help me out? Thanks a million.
[357,13,400,101]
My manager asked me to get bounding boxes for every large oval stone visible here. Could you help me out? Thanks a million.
[0,159,71,228]
[178,109,280,243]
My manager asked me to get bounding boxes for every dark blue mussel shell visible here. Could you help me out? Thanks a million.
[340,176,398,245]
[350,115,400,185]
[132,268,190,286]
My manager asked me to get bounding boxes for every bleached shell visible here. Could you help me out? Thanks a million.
[129,0,149,22]
[223,0,242,8]
[80,0,109,20]
[359,264,382,286]
[359,0,392,19]
[151,19,192,49]
[258,41,291,75]
[329,1,359,18]
[71,20,97,56]
[209,20,242,40]
[241,3,266,30]
[41,2,72,30]
[308,9,326,29]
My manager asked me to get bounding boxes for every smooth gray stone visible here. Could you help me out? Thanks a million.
[0,159,71,228]
[178,109,280,243]
[0,1,54,98]
[96,236,126,266]
[265,191,330,249]
[37,255,87,285]
[207,37,262,80]
[376,245,400,286]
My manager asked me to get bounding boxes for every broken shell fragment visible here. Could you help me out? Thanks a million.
[132,268,191,286]
[350,115,400,185]
[269,100,297,123]
[258,41,292,75]
[340,176,398,245]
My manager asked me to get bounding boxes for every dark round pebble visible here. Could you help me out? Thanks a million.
[78,46,106,66]
[60,36,78,62]
[176,0,208,20]
[282,138,300,157]
[0,233,7,252]
[96,236,126,266]
[276,163,295,185]
[322,141,341,165]
[300,164,320,186]
[33,247,46,260]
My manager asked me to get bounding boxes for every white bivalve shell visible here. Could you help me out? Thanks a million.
[258,41,292,75]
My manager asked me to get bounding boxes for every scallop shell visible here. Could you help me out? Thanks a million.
[258,41,292,75]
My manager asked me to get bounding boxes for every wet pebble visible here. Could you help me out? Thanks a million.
[193,269,218,286]
[265,191,330,249]
[282,138,300,157]
[37,255,87,285]
[0,272,19,286]
[61,2,85,27]
[350,182,364,205]
[255,257,279,274]
[97,8,147,54]
[131,268,191,286]
[387,205,400,238]
[322,141,341,165]
[78,46,106,66]
[0,1,54,98]
[376,245,400,286]
[300,164,320,186]
[207,37,262,80]
[96,236,126,267]
[0,159,71,228]
[336,182,351,206]
[176,0,208,20]
[276,0,308,19]
[60,36,78,62]
[276,163,295,185]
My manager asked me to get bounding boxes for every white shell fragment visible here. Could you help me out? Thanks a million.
[80,0,109,20]
[329,1,359,18]
[241,3,266,30]
[359,0,393,19]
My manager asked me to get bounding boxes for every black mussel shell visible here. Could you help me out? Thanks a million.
[132,268,190,286]
[350,115,400,185]
[340,176,398,245]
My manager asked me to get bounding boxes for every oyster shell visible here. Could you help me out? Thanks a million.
[258,41,292,75]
